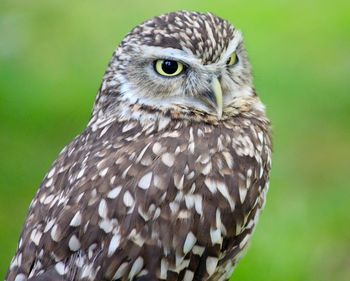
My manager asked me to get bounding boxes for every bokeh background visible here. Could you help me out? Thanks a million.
[1,0,349,280]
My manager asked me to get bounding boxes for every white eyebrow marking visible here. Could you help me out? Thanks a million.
[140,46,201,65]
[219,30,243,64]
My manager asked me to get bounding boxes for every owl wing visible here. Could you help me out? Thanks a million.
[6,118,271,281]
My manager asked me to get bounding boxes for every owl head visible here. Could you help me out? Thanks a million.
[93,11,263,122]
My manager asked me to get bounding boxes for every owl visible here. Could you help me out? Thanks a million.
[6,11,272,281]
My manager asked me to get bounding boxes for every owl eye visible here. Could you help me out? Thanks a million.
[226,52,238,66]
[154,59,185,77]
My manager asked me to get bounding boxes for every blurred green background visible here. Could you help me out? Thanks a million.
[1,0,349,280]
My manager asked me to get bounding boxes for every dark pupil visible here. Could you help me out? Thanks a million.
[162,60,178,74]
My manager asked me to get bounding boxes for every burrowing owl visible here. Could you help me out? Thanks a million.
[6,11,272,281]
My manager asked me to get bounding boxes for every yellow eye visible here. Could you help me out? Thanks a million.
[154,59,185,77]
[226,52,238,66]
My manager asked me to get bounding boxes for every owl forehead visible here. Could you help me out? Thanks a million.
[127,11,235,64]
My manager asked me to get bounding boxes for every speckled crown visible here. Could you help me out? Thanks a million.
[124,11,235,64]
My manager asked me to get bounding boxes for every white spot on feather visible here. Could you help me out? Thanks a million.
[122,122,136,132]
[257,131,264,144]
[99,219,114,233]
[222,151,234,169]
[192,245,205,255]
[183,270,194,281]
[110,176,116,185]
[152,142,163,155]
[128,257,144,279]
[99,125,109,137]
[206,257,218,276]
[194,195,203,215]
[184,194,194,209]
[44,219,56,232]
[30,229,42,246]
[187,171,195,180]
[204,178,217,193]
[189,128,194,142]
[81,263,96,279]
[201,162,212,175]
[153,207,161,220]
[43,195,54,205]
[160,258,168,279]
[136,143,151,163]
[178,210,191,219]
[107,186,122,199]
[50,224,60,242]
[138,172,152,190]
[14,274,26,281]
[69,235,81,251]
[123,191,134,207]
[47,167,56,178]
[98,199,108,219]
[45,178,53,187]
[88,243,97,259]
[16,253,22,267]
[239,186,248,203]
[217,181,235,210]
[217,137,224,151]
[55,262,67,275]
[76,167,85,179]
[113,262,128,280]
[99,167,109,177]
[174,174,184,190]
[183,232,197,254]
[161,152,175,167]
[188,142,195,153]
[240,234,251,249]
[169,201,179,214]
[108,233,121,257]
[210,228,222,245]
[70,212,82,227]
[158,118,170,131]
[122,164,132,179]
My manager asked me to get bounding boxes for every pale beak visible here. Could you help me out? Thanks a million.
[211,77,223,119]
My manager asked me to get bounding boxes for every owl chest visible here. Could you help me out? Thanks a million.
[108,121,269,238]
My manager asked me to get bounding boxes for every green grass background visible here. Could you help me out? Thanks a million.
[1,0,349,280]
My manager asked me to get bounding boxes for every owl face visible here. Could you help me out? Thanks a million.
[98,11,256,120]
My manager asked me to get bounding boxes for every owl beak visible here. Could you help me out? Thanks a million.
[211,77,223,119]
